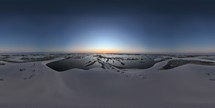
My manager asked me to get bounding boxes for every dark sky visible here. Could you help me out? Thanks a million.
[0,0,215,53]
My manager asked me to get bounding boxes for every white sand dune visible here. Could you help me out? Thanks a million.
[1,56,215,108]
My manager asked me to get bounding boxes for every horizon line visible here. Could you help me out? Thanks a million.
[1,51,215,55]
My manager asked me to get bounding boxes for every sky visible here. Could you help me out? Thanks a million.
[0,0,215,53]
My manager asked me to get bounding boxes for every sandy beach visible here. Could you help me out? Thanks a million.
[0,54,215,108]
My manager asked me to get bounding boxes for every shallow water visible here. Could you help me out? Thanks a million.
[47,57,100,71]
[46,54,165,72]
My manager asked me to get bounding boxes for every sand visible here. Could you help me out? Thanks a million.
[1,55,215,108]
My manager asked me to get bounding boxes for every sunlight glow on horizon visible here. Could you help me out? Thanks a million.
[66,24,145,54]
[68,48,143,54]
